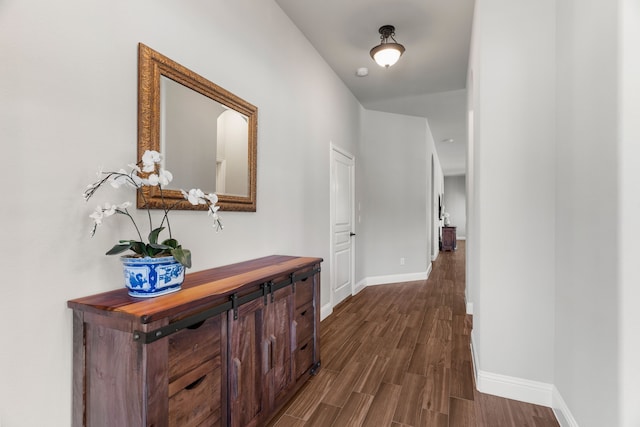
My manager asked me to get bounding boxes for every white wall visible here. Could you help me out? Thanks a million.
[468,0,557,392]
[470,0,640,425]
[619,2,640,425]
[556,0,640,425]
[432,150,445,261]
[443,175,466,238]
[555,0,620,424]
[0,0,361,425]
[356,110,435,282]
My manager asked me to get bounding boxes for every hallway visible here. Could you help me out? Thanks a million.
[270,242,560,426]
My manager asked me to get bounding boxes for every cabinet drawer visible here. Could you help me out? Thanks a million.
[294,272,315,308]
[168,315,221,382]
[295,337,314,379]
[169,361,221,427]
[295,302,314,344]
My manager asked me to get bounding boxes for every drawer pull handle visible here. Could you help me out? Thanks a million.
[301,276,309,282]
[292,320,298,350]
[300,343,308,351]
[263,340,271,373]
[300,310,307,317]
[270,336,277,370]
[186,320,206,330]
[232,358,241,400]
[185,375,206,390]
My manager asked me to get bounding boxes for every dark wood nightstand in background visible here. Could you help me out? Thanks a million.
[442,226,457,251]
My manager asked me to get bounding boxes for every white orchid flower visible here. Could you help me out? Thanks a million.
[89,206,104,225]
[129,173,143,188]
[109,170,129,188]
[85,150,224,254]
[183,188,206,205]
[158,169,173,186]
[145,174,160,186]
[141,150,162,172]
[102,203,116,217]
[205,193,218,204]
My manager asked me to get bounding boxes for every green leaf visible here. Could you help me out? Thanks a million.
[130,241,146,256]
[162,238,179,249]
[105,243,133,255]
[149,243,172,250]
[171,247,192,269]
[148,227,165,245]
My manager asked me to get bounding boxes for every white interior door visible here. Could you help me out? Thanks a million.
[330,146,355,306]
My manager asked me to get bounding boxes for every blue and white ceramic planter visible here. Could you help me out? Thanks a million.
[121,256,184,298]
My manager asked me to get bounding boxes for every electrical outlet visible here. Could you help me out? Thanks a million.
[400,257,405,265]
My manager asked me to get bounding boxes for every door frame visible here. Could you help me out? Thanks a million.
[329,143,356,315]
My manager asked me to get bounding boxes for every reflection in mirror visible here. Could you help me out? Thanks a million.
[138,43,257,211]
[160,77,249,197]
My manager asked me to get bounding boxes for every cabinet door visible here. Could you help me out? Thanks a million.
[228,298,266,427]
[266,286,294,408]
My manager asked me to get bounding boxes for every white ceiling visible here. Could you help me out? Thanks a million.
[275,0,474,175]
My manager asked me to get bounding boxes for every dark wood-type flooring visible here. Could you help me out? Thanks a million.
[269,241,560,427]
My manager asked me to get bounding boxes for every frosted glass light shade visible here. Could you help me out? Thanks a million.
[370,43,405,68]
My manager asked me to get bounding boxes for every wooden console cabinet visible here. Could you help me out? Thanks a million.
[442,226,457,251]
[68,255,322,427]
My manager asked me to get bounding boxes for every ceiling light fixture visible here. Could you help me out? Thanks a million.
[370,25,405,68]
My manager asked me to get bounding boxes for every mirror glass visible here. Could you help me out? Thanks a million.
[138,43,257,211]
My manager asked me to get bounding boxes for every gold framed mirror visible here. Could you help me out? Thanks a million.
[137,43,257,212]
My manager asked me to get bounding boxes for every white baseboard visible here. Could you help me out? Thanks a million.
[354,264,432,292]
[466,302,473,315]
[320,303,333,321]
[552,386,580,427]
[471,334,574,426]
[458,236,467,240]
[470,332,479,383]
[476,370,554,407]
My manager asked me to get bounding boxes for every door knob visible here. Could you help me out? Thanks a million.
[350,232,356,236]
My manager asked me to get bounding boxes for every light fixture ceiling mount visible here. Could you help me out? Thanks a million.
[370,25,405,68]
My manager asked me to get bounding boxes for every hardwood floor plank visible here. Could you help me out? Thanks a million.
[270,414,306,427]
[450,360,475,400]
[304,403,340,426]
[419,409,448,427]
[381,347,412,385]
[332,392,374,427]
[321,361,364,407]
[451,332,472,363]
[393,372,428,426]
[407,343,430,376]
[416,308,438,344]
[283,369,339,420]
[396,326,420,349]
[324,337,362,371]
[450,397,477,426]
[476,391,512,426]
[422,363,450,414]
[353,354,390,395]
[361,382,402,427]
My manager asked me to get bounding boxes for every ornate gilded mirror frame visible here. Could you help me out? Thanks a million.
[137,43,257,212]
